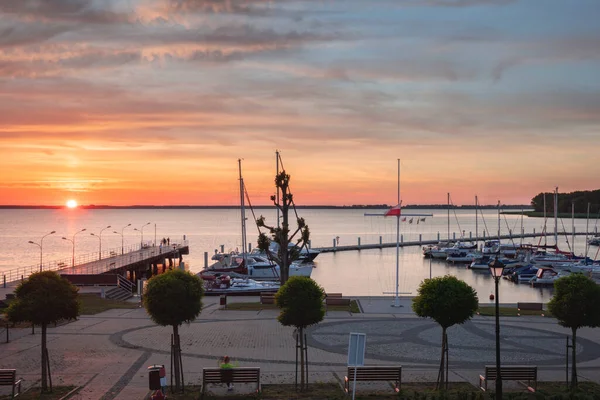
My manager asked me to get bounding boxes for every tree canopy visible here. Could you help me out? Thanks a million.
[531,189,600,214]
[143,269,204,327]
[276,276,325,329]
[412,275,479,329]
[548,273,600,330]
[6,271,79,325]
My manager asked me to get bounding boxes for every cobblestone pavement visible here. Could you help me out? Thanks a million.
[1,297,600,399]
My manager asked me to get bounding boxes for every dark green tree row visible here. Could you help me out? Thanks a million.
[531,189,600,214]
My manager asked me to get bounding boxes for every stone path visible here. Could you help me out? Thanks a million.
[1,296,600,399]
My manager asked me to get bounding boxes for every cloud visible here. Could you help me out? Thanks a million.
[0,0,132,24]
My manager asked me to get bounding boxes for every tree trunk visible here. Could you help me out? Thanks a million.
[436,327,446,390]
[299,327,305,390]
[571,327,578,389]
[173,324,182,391]
[280,196,290,284]
[41,322,48,392]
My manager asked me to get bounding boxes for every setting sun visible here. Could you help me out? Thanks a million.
[66,200,78,209]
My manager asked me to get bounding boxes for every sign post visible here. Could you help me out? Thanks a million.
[347,333,366,400]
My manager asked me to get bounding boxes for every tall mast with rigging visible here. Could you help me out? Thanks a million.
[238,159,247,264]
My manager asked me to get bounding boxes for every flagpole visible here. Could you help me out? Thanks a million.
[393,159,401,308]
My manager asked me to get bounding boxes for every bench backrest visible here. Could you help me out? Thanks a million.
[326,293,343,298]
[347,366,401,381]
[484,366,537,380]
[326,297,351,306]
[0,369,16,386]
[517,302,543,311]
[203,368,260,384]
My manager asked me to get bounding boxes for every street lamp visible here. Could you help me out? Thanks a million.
[98,225,112,260]
[133,228,143,249]
[61,237,74,267]
[119,223,131,254]
[29,230,56,272]
[90,233,101,260]
[488,257,506,400]
[140,222,151,247]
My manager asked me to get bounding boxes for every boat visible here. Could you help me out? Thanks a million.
[251,241,320,263]
[589,236,600,246]
[206,253,313,280]
[446,250,480,264]
[530,267,569,287]
[200,274,280,296]
[469,255,517,270]
[506,265,538,283]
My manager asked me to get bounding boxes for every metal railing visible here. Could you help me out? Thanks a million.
[2,240,188,285]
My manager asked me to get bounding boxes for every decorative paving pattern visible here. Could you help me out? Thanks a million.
[306,318,600,367]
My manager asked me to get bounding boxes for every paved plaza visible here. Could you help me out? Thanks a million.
[1,295,600,399]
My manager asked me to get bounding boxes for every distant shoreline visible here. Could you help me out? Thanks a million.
[0,204,533,210]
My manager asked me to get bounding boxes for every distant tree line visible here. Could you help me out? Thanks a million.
[531,189,600,214]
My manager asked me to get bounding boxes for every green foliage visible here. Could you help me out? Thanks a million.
[548,273,600,330]
[143,269,204,327]
[276,277,325,329]
[412,276,479,329]
[6,271,79,325]
[531,190,600,214]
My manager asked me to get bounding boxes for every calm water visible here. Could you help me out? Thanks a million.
[1,208,598,303]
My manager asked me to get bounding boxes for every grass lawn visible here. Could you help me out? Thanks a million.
[160,381,600,399]
[78,292,139,315]
[223,300,361,313]
[0,386,76,400]
[477,306,548,317]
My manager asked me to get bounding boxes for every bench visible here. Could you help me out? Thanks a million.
[259,292,276,305]
[326,293,343,298]
[0,369,22,399]
[202,367,260,397]
[325,296,351,312]
[344,366,401,394]
[517,302,543,314]
[479,365,537,392]
[110,251,117,257]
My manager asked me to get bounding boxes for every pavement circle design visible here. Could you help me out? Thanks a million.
[306,318,600,368]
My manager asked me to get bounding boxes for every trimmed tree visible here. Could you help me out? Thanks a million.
[6,271,79,392]
[143,269,204,392]
[275,276,325,390]
[257,170,310,284]
[548,273,600,389]
[412,275,479,390]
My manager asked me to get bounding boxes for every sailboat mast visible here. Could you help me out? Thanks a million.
[543,193,547,247]
[497,200,501,242]
[585,202,591,263]
[572,202,575,255]
[520,207,524,247]
[475,195,478,245]
[554,187,559,246]
[447,193,450,241]
[238,159,247,262]
[276,150,280,229]
[394,159,401,308]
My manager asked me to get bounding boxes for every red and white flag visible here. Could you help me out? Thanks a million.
[384,202,402,217]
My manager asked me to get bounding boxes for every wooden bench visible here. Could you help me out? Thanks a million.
[202,367,260,397]
[0,369,22,399]
[326,296,351,312]
[517,302,543,313]
[479,365,537,392]
[259,292,276,305]
[344,366,401,394]
[326,293,343,298]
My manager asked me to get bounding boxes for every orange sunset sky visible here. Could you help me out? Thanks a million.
[1,0,599,206]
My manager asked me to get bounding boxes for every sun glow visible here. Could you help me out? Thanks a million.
[66,199,78,209]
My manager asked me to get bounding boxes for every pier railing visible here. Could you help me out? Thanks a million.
[2,240,188,286]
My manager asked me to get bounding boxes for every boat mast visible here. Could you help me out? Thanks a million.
[238,159,247,264]
[447,193,450,241]
[394,159,401,308]
[554,187,559,246]
[520,207,524,247]
[475,195,478,246]
[497,200,501,242]
[572,202,575,255]
[276,150,280,229]
[543,193,547,247]
[585,202,591,264]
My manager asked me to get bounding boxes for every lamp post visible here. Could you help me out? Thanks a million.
[140,222,151,247]
[98,225,112,260]
[133,228,142,249]
[489,257,506,400]
[90,233,101,260]
[29,230,56,272]
[119,223,131,254]
[61,237,74,267]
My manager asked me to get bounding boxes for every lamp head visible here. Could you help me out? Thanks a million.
[28,241,35,244]
[113,231,118,234]
[62,237,67,240]
[50,231,56,234]
[81,228,87,232]
[106,225,111,228]
[488,257,505,279]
